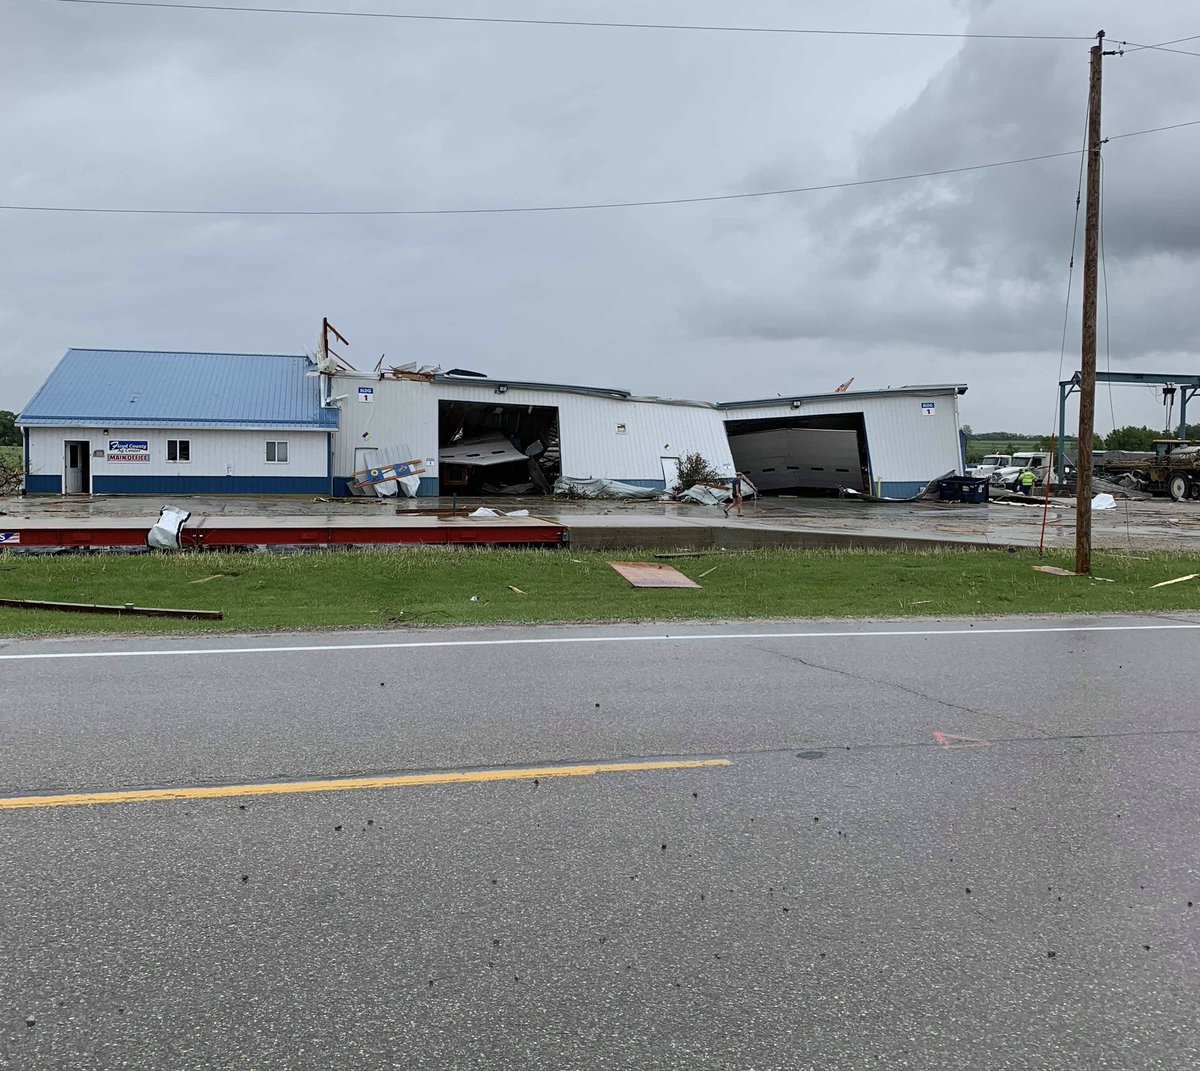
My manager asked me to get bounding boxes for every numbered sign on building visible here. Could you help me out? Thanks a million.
[358,387,374,404]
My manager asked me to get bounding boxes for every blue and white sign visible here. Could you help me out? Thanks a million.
[107,439,151,462]
[920,402,936,417]
[358,386,374,403]
[0,532,19,545]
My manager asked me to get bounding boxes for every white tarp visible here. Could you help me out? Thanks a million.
[1091,492,1116,511]
[146,506,190,550]
[554,477,663,500]
[439,433,528,468]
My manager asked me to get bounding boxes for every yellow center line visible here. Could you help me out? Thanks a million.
[0,758,732,811]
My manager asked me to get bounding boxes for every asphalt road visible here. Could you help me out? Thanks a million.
[2,615,1199,1070]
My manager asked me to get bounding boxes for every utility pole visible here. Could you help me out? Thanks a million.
[1075,31,1106,576]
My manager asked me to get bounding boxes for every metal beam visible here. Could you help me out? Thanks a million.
[1061,371,1200,388]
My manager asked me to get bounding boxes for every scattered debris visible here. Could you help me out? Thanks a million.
[608,561,702,589]
[697,566,719,579]
[507,586,528,595]
[0,598,222,620]
[554,477,663,500]
[1151,573,1198,589]
[678,482,735,507]
[146,505,191,550]
[1091,492,1117,511]
[348,460,426,497]
[1033,565,1076,576]
[188,574,229,585]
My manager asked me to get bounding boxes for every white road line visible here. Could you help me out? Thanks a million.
[0,621,1197,662]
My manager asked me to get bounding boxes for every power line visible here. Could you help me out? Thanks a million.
[0,151,1086,217]
[1121,35,1200,58]
[34,0,1098,40]
[1,120,1196,218]
[1104,117,1200,140]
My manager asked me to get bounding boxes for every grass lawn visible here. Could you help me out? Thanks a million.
[0,547,1197,637]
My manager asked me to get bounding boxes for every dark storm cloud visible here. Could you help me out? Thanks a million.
[695,0,1200,380]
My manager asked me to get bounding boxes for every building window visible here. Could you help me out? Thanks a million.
[166,439,190,463]
[266,440,289,464]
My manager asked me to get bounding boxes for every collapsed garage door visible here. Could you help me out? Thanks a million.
[438,399,561,494]
[724,413,869,494]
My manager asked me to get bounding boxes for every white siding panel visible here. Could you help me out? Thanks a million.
[27,426,328,479]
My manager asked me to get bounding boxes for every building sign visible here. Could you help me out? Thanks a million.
[0,532,19,545]
[107,439,151,462]
[921,402,936,417]
[358,387,374,403]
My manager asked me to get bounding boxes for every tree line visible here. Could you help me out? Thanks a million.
[0,410,21,447]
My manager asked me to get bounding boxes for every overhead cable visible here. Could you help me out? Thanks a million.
[1121,35,1200,58]
[2,120,1197,218]
[35,0,1098,40]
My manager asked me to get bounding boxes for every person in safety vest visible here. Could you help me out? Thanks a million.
[1018,468,1037,495]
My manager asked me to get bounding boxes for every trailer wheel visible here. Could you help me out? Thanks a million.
[1168,473,1192,502]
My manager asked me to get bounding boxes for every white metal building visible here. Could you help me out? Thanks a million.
[331,372,736,496]
[719,385,968,498]
[18,348,966,499]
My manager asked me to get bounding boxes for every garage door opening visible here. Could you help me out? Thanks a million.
[438,400,561,494]
[724,413,870,495]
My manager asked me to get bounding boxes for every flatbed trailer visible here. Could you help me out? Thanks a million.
[1097,440,1200,501]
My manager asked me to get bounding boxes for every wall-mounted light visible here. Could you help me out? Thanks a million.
[791,400,803,409]
[496,384,508,394]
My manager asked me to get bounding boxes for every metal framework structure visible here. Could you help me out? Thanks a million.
[1056,370,1200,478]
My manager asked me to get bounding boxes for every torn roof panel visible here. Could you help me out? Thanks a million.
[438,433,529,467]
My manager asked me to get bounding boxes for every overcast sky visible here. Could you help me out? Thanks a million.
[5,0,1199,433]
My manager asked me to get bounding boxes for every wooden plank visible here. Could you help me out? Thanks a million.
[609,562,701,589]
[0,599,223,620]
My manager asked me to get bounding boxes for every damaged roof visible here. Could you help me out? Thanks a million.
[718,384,969,409]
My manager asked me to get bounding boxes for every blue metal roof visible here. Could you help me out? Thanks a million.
[18,349,339,430]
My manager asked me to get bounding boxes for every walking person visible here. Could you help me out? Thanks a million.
[723,471,746,517]
[1018,468,1037,496]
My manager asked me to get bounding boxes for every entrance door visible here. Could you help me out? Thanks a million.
[63,440,91,494]
[661,456,681,492]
